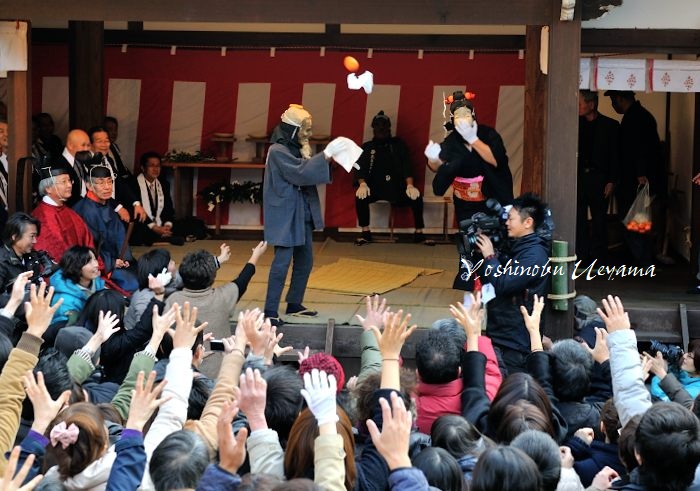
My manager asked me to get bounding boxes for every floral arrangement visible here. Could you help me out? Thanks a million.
[198,180,263,211]
[164,149,216,162]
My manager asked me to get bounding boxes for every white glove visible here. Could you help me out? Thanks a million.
[406,185,420,200]
[323,137,349,160]
[455,119,479,144]
[300,369,339,426]
[424,140,441,161]
[356,182,370,200]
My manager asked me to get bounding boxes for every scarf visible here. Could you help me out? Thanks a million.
[137,174,165,225]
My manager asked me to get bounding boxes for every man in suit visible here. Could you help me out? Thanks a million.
[57,129,91,207]
[103,116,133,179]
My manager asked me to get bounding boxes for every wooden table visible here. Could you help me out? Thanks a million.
[162,161,265,233]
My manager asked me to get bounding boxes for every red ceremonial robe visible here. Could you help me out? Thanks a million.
[32,200,99,265]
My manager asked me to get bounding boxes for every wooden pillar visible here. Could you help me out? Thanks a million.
[691,94,700,282]
[522,25,546,195]
[69,21,104,131]
[6,21,31,214]
[543,0,581,341]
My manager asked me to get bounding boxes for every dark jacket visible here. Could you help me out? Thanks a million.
[0,244,41,294]
[482,233,550,353]
[106,429,147,491]
[618,101,664,197]
[578,113,620,183]
[388,467,430,491]
[569,436,625,487]
[354,136,412,203]
[196,464,241,490]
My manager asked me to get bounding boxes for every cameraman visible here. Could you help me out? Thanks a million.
[0,212,45,295]
[476,193,550,374]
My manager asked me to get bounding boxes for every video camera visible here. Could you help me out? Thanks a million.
[4,250,57,293]
[648,339,684,366]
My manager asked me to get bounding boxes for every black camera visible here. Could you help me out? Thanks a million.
[26,250,56,285]
[649,339,684,366]
[457,199,509,259]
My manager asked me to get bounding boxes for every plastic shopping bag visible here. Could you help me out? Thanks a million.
[623,183,653,234]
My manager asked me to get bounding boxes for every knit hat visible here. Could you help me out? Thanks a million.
[54,326,99,364]
[299,353,345,393]
[281,104,312,127]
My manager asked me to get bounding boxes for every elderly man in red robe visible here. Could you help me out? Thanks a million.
[31,159,99,265]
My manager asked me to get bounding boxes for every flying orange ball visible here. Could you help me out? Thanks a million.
[343,56,360,72]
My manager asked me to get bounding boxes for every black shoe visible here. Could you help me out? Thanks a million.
[687,286,700,295]
[286,304,318,317]
[354,231,372,246]
[268,317,284,327]
[414,232,435,246]
[168,236,186,246]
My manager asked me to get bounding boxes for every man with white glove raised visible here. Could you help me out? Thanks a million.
[353,111,432,246]
[264,104,357,326]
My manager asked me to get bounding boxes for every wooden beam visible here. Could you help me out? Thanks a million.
[582,29,700,54]
[8,0,552,26]
[6,22,32,214]
[68,21,104,131]
[522,25,545,195]
[543,0,581,341]
[33,28,526,52]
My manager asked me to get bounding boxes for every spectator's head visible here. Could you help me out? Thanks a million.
[415,330,461,384]
[137,248,173,290]
[471,446,541,491]
[44,403,108,479]
[75,289,126,334]
[179,249,217,290]
[3,212,40,255]
[149,430,209,491]
[511,430,561,491]
[33,348,84,406]
[285,406,357,490]
[58,245,99,285]
[238,474,283,491]
[36,113,56,140]
[681,339,700,375]
[488,372,557,443]
[272,480,323,491]
[85,160,114,202]
[263,365,305,447]
[352,369,415,434]
[604,90,635,115]
[635,402,700,491]
[37,163,73,203]
[371,110,392,140]
[298,353,346,393]
[508,193,547,238]
[103,116,118,143]
[431,317,467,349]
[600,398,621,444]
[578,90,599,118]
[431,414,487,460]
[87,126,111,156]
[550,339,594,402]
[139,151,163,179]
[411,446,465,491]
[618,414,642,472]
[186,377,212,420]
[55,326,99,365]
[65,129,91,157]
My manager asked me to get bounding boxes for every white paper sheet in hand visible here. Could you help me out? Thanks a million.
[330,137,363,173]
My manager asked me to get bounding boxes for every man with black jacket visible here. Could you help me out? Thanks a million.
[476,193,550,374]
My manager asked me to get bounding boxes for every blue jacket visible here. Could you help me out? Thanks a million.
[196,464,241,490]
[263,138,330,247]
[50,269,105,324]
[568,436,625,487]
[388,467,430,490]
[651,370,700,402]
[106,430,146,491]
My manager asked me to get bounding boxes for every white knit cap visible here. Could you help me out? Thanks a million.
[281,104,311,127]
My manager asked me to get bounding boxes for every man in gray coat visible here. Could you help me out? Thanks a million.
[263,104,349,326]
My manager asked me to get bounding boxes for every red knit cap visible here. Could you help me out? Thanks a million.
[299,353,345,393]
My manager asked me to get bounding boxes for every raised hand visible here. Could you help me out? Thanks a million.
[217,399,248,475]
[297,346,311,364]
[248,241,268,266]
[520,294,545,336]
[148,304,177,352]
[590,466,620,490]
[597,295,630,333]
[96,310,121,343]
[424,140,441,161]
[0,447,43,490]
[300,369,338,426]
[449,292,483,349]
[172,302,208,349]
[263,323,292,364]
[583,327,610,363]
[4,271,33,316]
[217,243,232,265]
[237,368,268,432]
[238,308,268,356]
[574,427,594,446]
[125,371,170,432]
[355,295,389,332]
[366,391,412,470]
[23,371,70,435]
[25,283,63,338]
[642,351,668,379]
[371,310,416,360]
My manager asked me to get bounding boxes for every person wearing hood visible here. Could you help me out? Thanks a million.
[425,91,513,291]
[263,104,351,326]
[476,193,551,374]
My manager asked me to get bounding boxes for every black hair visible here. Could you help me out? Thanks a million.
[0,332,13,372]
[140,151,163,170]
[431,414,487,459]
[238,474,284,491]
[263,365,304,448]
[618,414,642,472]
[415,330,461,384]
[137,248,171,290]
[187,377,213,421]
[471,446,541,491]
[580,90,599,108]
[179,250,217,290]
[412,446,465,491]
[87,126,109,143]
[75,289,127,334]
[511,430,561,491]
[3,212,40,247]
[149,430,209,491]
[103,116,118,127]
[600,398,621,444]
[511,192,547,230]
[550,339,593,402]
[58,245,96,284]
[635,402,700,491]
